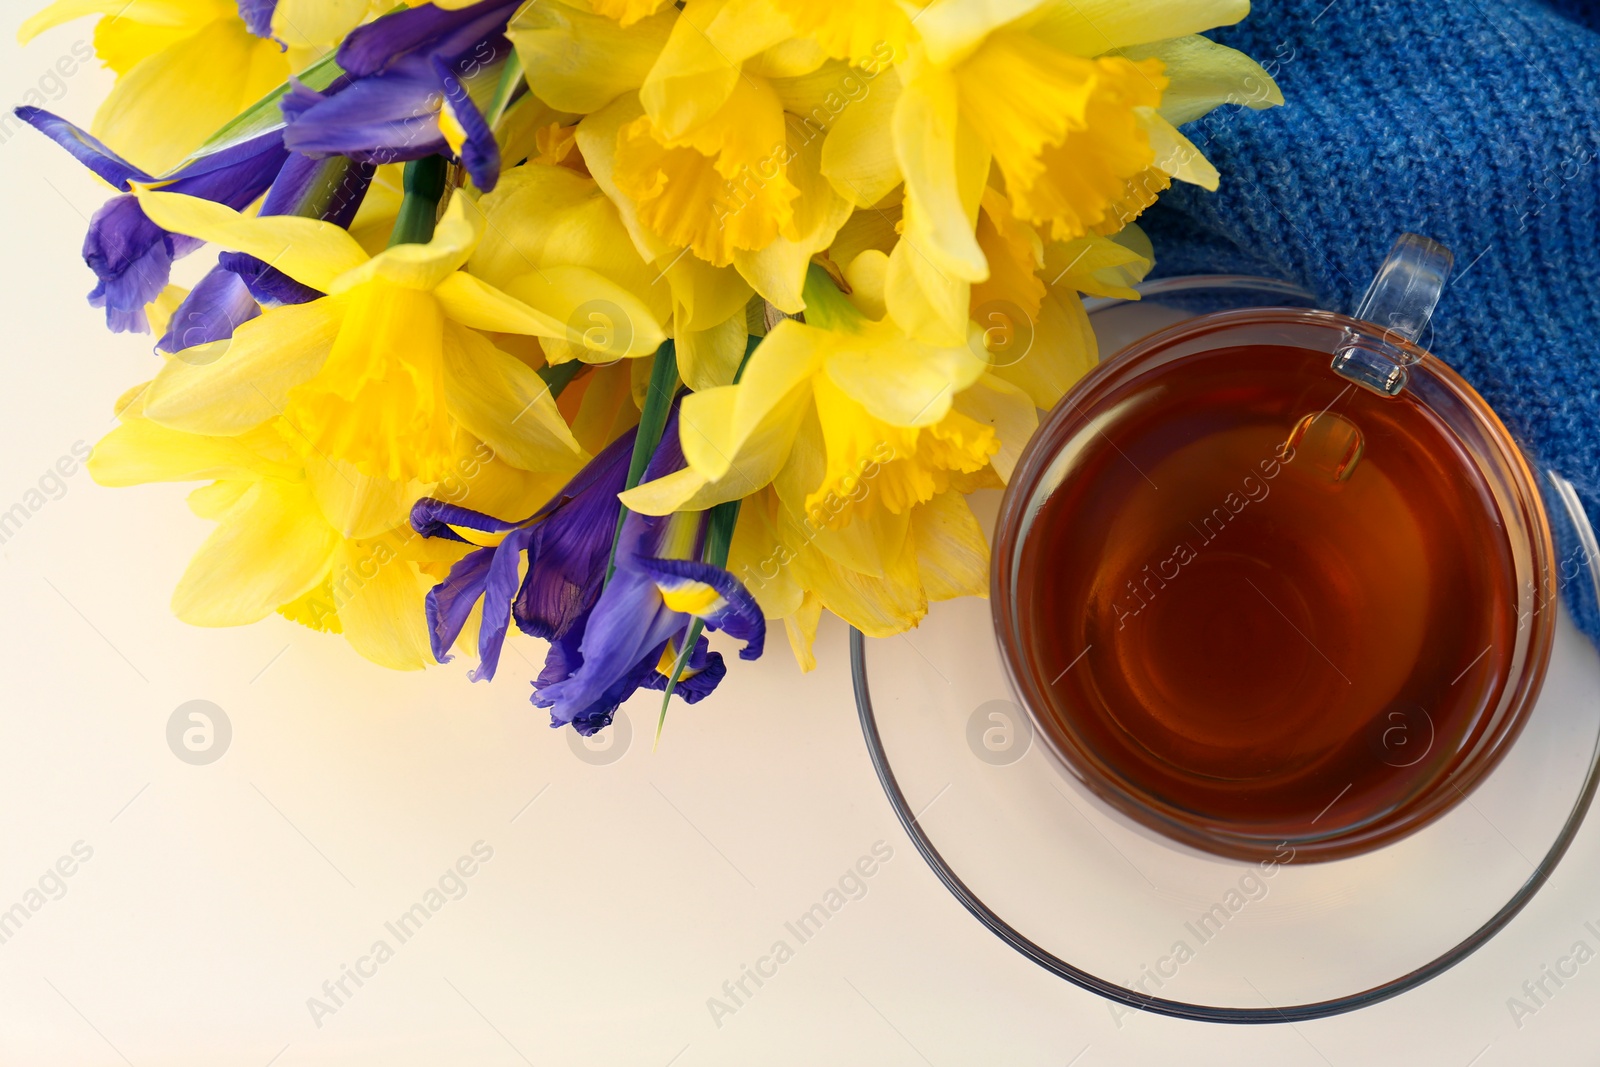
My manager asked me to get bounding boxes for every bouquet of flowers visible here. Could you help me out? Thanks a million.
[18,0,1279,738]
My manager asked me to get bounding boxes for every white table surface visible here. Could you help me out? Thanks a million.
[2,17,1598,1064]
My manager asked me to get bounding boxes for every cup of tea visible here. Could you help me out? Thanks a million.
[992,235,1558,862]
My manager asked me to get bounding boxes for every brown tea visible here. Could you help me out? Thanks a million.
[1017,343,1522,851]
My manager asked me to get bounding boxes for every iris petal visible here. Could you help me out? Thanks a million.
[410,498,524,542]
[338,0,524,77]
[13,106,147,188]
[640,633,727,702]
[430,37,510,191]
[237,0,278,39]
[472,525,538,681]
[638,556,766,658]
[157,266,261,354]
[84,195,199,333]
[425,545,495,661]
[535,622,663,737]
[533,567,681,726]
[281,58,448,164]
[511,436,632,638]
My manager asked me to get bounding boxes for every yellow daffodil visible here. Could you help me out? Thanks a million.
[515,0,861,312]
[127,187,669,489]
[89,384,563,667]
[812,0,1278,343]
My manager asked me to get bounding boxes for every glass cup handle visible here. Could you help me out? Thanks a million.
[1330,233,1455,397]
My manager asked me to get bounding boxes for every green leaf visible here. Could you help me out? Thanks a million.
[483,51,526,130]
[606,341,679,586]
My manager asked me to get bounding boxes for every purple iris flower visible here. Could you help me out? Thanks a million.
[16,108,290,333]
[412,404,766,736]
[16,108,374,345]
[282,0,522,192]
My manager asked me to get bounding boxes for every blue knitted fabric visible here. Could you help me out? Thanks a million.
[1140,0,1600,639]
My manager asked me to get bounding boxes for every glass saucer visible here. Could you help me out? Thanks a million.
[851,277,1600,1022]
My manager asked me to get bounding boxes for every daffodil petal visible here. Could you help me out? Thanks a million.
[271,0,371,48]
[801,480,911,577]
[187,479,252,520]
[950,372,1037,482]
[1122,34,1282,126]
[884,235,973,348]
[686,319,822,478]
[640,0,793,139]
[573,94,678,263]
[173,479,339,627]
[142,298,341,435]
[469,164,592,285]
[913,0,1054,65]
[330,193,481,293]
[780,498,925,636]
[333,542,435,670]
[92,18,287,175]
[892,63,989,282]
[675,309,748,391]
[819,68,903,208]
[1043,231,1152,300]
[435,270,568,336]
[19,0,198,42]
[623,327,816,513]
[510,0,675,113]
[726,488,803,618]
[1030,0,1251,56]
[912,490,989,600]
[732,123,854,312]
[617,464,713,515]
[442,324,586,471]
[304,456,418,540]
[133,189,370,294]
[783,591,823,671]
[676,383,799,497]
[501,265,667,358]
[1137,107,1220,190]
[991,289,1096,408]
[823,319,987,427]
[87,414,291,486]
[664,253,753,331]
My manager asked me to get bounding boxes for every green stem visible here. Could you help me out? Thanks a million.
[606,341,679,585]
[387,156,450,247]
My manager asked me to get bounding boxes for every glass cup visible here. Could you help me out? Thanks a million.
[991,235,1557,862]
